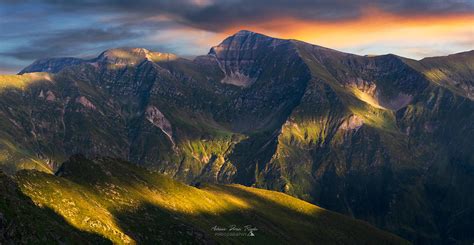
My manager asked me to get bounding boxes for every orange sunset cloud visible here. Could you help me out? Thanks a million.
[217,9,474,58]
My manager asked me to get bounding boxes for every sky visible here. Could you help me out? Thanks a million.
[0,0,473,74]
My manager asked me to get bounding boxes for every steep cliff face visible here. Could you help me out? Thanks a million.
[0,31,473,244]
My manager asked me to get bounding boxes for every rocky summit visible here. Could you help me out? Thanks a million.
[0,30,473,244]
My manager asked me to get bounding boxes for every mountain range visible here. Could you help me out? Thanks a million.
[0,30,473,244]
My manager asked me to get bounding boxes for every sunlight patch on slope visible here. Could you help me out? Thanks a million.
[0,139,52,174]
[423,68,450,85]
[18,171,133,244]
[348,105,397,132]
[279,119,328,146]
[14,157,408,244]
[0,73,53,91]
[16,160,323,243]
[350,86,387,110]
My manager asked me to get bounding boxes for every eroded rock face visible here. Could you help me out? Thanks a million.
[45,90,56,101]
[75,96,96,110]
[145,106,173,144]
[339,115,364,131]
[378,92,412,111]
[346,78,413,110]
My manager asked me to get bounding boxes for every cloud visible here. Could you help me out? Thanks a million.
[2,0,472,31]
[0,27,142,60]
[0,60,23,74]
[240,11,474,59]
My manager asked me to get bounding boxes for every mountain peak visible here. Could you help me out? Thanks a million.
[233,30,259,36]
[229,30,275,40]
[98,47,177,65]
[209,30,286,55]
[18,57,84,74]
[207,30,295,87]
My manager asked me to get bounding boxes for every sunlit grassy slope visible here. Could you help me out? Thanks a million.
[402,51,474,99]
[0,139,52,174]
[0,73,56,175]
[0,171,110,244]
[10,156,408,244]
[0,73,53,91]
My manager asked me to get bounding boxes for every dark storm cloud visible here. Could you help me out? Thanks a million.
[2,0,473,31]
[0,27,142,60]
[0,60,23,73]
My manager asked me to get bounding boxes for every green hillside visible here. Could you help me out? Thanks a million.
[1,156,407,244]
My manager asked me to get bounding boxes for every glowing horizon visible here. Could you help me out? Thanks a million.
[0,1,473,73]
[215,9,474,59]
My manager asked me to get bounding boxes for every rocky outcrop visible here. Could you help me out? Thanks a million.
[339,115,364,131]
[145,106,173,144]
[75,96,96,110]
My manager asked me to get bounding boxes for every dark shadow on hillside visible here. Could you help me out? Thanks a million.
[202,184,407,245]
[51,155,407,244]
[108,186,407,245]
[0,171,111,244]
[228,130,281,185]
[111,202,215,245]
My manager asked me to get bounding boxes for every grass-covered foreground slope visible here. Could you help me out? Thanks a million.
[0,171,109,244]
[2,155,407,244]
